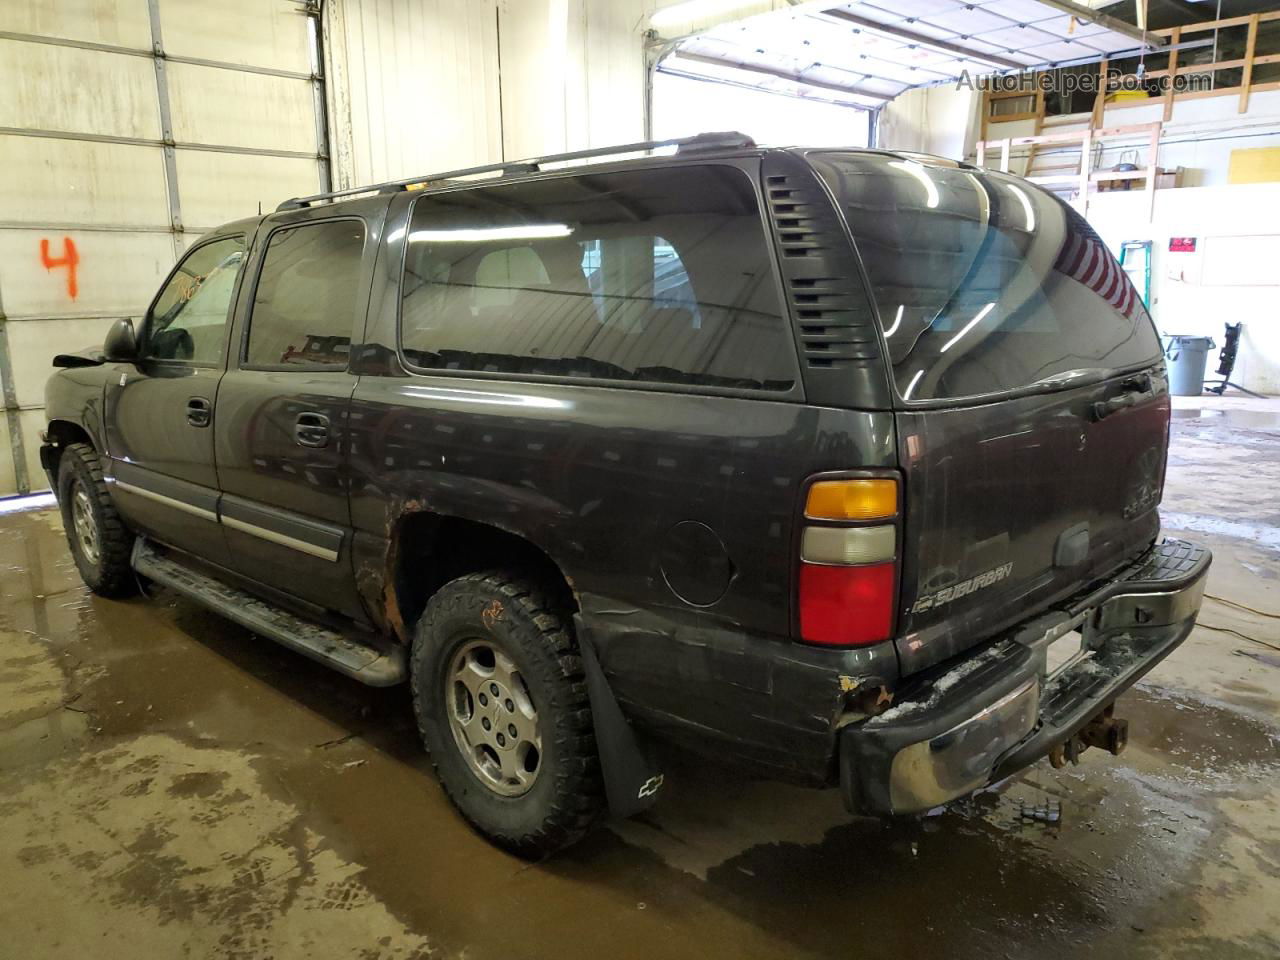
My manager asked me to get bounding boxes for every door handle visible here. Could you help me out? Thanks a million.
[186,396,211,428]
[294,412,330,448]
[1090,374,1154,422]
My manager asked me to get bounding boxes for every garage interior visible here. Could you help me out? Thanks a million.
[1,0,1278,958]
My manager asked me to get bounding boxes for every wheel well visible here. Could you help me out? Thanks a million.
[44,420,95,476]
[392,514,577,634]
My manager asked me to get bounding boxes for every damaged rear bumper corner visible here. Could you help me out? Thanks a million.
[838,538,1211,816]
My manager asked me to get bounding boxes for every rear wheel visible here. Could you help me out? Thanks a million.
[411,571,604,856]
[57,442,136,597]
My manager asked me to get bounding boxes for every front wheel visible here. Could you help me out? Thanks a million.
[411,571,604,857]
[56,442,136,597]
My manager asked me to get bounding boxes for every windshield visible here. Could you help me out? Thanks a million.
[810,153,1161,403]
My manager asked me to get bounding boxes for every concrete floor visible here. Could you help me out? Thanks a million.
[1,395,1277,960]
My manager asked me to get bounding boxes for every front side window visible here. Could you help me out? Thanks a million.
[145,236,246,364]
[810,153,1162,403]
[245,219,367,370]
[399,165,796,392]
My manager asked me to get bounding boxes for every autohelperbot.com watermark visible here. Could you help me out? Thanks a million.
[956,69,1213,96]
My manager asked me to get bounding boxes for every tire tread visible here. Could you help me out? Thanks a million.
[58,442,136,597]
[411,569,604,857]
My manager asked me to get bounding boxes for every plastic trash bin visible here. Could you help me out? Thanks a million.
[1163,335,1216,396]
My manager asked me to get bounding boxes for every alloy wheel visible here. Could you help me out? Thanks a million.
[446,639,542,796]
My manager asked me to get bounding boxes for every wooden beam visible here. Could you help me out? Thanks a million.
[1163,27,1180,123]
[1144,122,1161,222]
[1240,14,1260,114]
[1150,9,1280,37]
[1105,79,1280,108]
[1092,170,1151,182]
[1092,58,1109,129]
[1024,89,1046,176]
[986,110,1041,124]
[987,89,1039,103]
[978,121,1162,150]
[1079,128,1092,215]
[1120,53,1280,81]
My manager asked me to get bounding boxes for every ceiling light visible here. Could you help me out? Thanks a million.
[940,302,996,354]
[902,368,925,401]
[889,159,939,209]
[883,304,904,338]
[1006,183,1036,232]
[409,224,573,243]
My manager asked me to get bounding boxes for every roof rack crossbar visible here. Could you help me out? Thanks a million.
[276,131,755,211]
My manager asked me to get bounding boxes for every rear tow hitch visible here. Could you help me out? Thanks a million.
[1048,704,1129,768]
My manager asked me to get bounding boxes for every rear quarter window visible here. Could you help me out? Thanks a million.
[810,153,1161,403]
[398,165,797,392]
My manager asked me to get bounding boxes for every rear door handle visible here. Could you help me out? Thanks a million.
[294,412,330,448]
[186,396,211,428]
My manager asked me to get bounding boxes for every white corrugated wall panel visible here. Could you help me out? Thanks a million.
[324,0,651,189]
[0,39,161,139]
[496,0,648,162]
[0,0,152,48]
[0,230,173,320]
[8,319,135,410]
[160,0,312,72]
[167,62,318,153]
[325,0,502,188]
[0,137,170,226]
[176,151,320,231]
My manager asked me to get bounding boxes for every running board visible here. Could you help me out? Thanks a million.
[132,539,406,687]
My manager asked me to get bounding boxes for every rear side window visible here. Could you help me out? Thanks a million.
[245,220,366,370]
[399,165,796,392]
[810,153,1161,403]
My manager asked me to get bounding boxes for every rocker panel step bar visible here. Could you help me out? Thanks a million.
[132,539,406,687]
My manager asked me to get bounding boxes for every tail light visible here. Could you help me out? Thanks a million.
[798,477,899,647]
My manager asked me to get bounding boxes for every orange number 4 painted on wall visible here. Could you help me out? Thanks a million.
[40,237,80,300]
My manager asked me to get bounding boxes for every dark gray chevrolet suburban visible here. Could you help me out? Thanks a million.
[42,133,1210,855]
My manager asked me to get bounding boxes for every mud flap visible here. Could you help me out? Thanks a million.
[575,616,664,818]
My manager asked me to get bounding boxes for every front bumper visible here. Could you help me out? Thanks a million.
[839,539,1211,816]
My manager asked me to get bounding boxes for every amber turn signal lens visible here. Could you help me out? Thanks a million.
[805,478,898,521]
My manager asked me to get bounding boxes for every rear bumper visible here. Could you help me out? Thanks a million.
[839,538,1211,815]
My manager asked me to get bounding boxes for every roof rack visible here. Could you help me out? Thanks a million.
[276,131,757,211]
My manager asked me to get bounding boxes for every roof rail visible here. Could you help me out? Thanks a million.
[276,131,757,212]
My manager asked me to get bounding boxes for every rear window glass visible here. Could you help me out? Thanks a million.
[810,153,1161,403]
[399,165,797,392]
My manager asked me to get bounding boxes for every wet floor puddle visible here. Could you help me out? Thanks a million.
[1172,408,1280,430]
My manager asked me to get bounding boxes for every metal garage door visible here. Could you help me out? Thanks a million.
[0,0,328,495]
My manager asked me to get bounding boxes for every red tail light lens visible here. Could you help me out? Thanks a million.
[799,561,896,647]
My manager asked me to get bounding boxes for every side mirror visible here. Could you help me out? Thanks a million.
[103,318,139,363]
[52,353,104,369]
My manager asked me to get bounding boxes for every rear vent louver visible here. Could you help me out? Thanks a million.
[762,155,891,408]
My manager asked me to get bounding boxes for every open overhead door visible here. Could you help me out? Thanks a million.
[0,0,327,495]
[655,0,1153,112]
